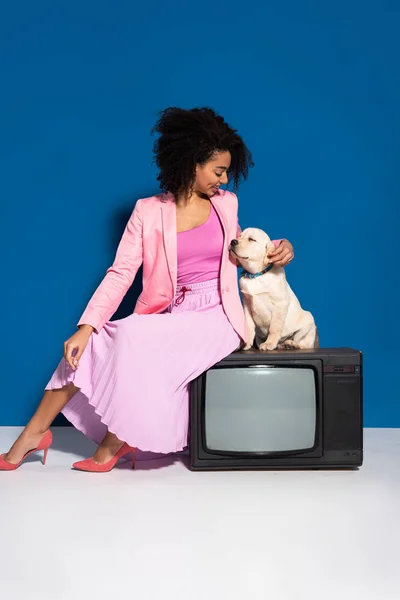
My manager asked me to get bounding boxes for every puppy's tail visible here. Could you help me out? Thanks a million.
[314,328,320,348]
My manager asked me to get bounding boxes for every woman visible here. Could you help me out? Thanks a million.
[1,107,294,472]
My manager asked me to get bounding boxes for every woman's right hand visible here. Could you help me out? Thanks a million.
[64,325,94,370]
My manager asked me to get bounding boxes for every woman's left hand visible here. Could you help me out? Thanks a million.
[268,239,294,267]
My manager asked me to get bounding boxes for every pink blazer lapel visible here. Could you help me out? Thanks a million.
[210,193,228,247]
[161,194,177,294]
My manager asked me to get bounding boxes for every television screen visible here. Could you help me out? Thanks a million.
[204,366,317,453]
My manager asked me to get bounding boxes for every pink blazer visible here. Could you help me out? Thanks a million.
[77,190,280,342]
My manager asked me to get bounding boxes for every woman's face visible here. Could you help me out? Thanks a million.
[194,150,231,197]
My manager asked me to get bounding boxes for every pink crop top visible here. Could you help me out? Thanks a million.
[177,204,224,285]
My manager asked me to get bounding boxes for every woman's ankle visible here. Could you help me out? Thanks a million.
[24,422,49,437]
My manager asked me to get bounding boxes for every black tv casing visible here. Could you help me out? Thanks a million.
[189,348,363,471]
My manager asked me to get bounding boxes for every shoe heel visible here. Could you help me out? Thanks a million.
[131,448,136,470]
[43,448,49,465]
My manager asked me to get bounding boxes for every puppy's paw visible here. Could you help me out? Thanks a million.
[281,340,300,350]
[259,340,277,352]
[242,343,253,351]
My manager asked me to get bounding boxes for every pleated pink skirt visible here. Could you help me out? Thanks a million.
[45,278,241,454]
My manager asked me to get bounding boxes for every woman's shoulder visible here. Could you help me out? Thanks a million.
[224,189,238,202]
[132,192,170,219]
[136,192,170,207]
[215,189,239,211]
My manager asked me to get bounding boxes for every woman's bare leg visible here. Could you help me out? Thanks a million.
[3,383,79,464]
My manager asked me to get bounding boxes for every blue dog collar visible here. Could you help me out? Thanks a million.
[241,264,274,279]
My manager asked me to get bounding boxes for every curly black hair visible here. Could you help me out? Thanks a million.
[152,107,254,197]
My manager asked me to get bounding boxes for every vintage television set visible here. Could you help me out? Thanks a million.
[189,348,362,470]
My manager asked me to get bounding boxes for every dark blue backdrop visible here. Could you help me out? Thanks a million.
[1,1,399,426]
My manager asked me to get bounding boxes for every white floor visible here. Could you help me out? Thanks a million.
[0,427,399,600]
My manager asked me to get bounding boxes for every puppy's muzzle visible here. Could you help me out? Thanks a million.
[229,239,247,260]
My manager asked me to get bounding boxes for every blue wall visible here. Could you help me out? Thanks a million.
[1,1,399,427]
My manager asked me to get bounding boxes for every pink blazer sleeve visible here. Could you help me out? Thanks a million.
[77,200,144,333]
[236,220,282,248]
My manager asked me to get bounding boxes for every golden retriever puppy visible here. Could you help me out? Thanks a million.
[230,228,319,351]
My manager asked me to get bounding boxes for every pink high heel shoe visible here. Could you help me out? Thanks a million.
[0,430,53,471]
[72,443,136,472]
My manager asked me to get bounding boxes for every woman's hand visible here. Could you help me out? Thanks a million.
[268,239,294,268]
[64,325,94,370]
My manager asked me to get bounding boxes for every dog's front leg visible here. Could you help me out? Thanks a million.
[242,302,256,350]
[259,302,288,351]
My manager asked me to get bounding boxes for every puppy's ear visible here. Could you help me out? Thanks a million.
[264,242,275,266]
